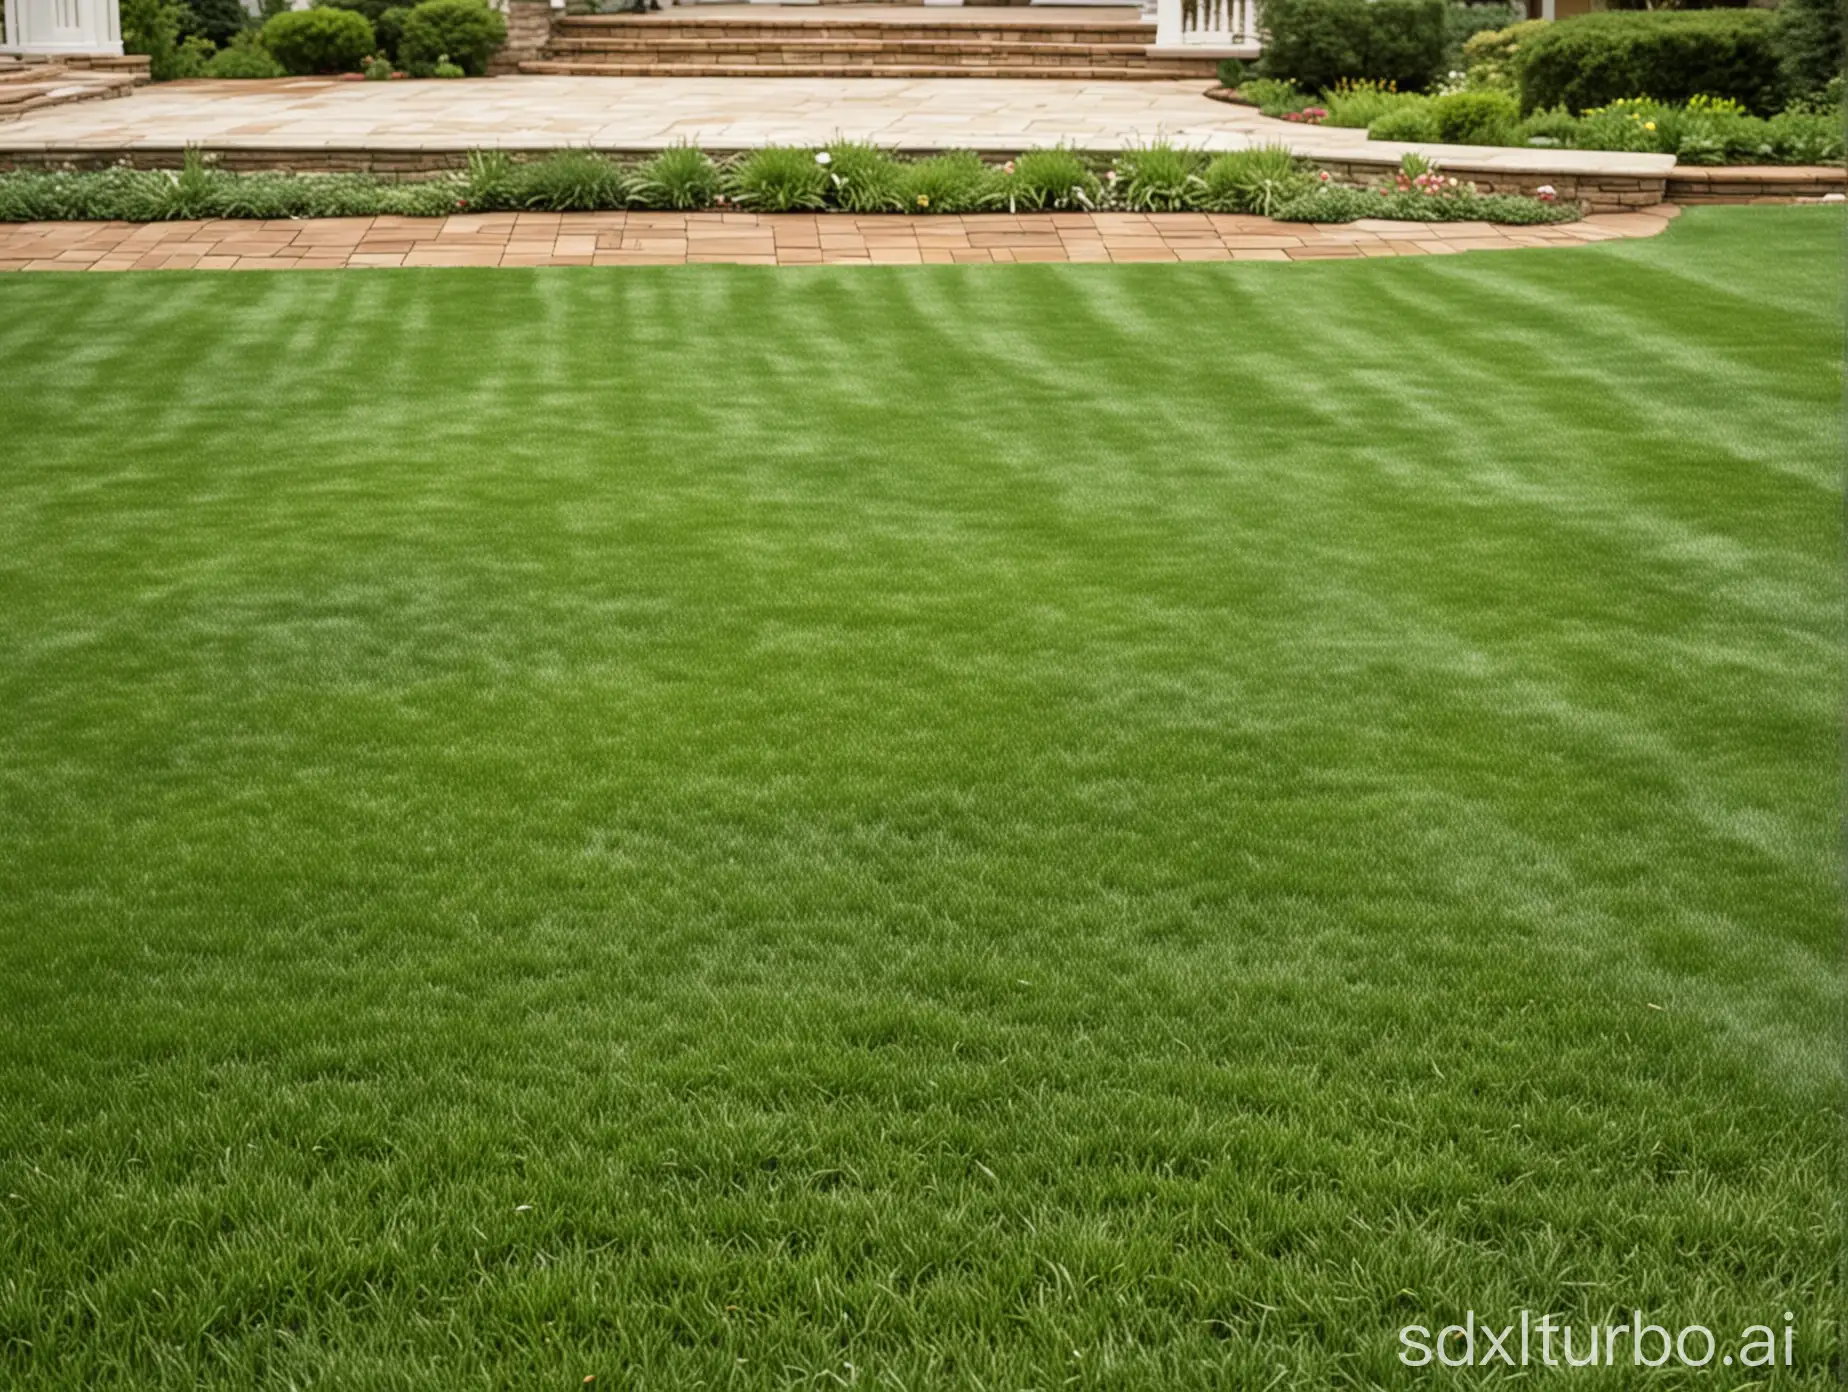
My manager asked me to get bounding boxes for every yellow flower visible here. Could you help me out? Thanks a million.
[1644,121,1656,130]
[917,195,930,208]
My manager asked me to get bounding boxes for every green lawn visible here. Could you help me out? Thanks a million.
[0,207,1839,1389]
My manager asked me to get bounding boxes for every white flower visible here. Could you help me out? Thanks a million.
[814,151,831,166]
[1535,184,1556,196]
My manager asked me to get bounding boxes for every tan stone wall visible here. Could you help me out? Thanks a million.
[489,1,555,74]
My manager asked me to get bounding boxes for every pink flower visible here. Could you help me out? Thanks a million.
[1317,170,1330,182]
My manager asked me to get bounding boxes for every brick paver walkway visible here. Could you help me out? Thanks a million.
[0,207,1677,271]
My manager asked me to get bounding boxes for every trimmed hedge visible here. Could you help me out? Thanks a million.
[396,0,506,76]
[1256,0,1448,92]
[1514,10,1785,115]
[260,6,375,72]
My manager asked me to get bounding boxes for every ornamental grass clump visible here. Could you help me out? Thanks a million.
[895,151,1000,214]
[1112,141,1206,212]
[724,146,830,212]
[821,141,906,213]
[1000,148,1100,211]
[517,149,628,211]
[1196,144,1316,215]
[629,144,720,210]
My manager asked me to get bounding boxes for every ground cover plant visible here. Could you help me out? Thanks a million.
[0,207,1839,1388]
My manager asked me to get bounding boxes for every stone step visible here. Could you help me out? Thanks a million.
[548,34,1152,51]
[0,65,139,121]
[521,56,1213,75]
[552,16,1154,41]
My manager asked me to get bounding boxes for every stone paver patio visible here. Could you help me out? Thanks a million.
[0,75,1673,182]
[0,206,1677,271]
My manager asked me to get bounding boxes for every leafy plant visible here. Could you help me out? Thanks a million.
[121,0,200,80]
[822,141,905,213]
[431,56,465,77]
[260,5,375,72]
[1273,177,1578,223]
[895,151,999,214]
[1112,141,1206,212]
[396,0,505,76]
[518,150,628,211]
[203,30,286,77]
[362,52,394,78]
[1000,148,1100,211]
[1215,57,1245,87]
[724,146,829,212]
[1196,144,1316,214]
[630,144,721,210]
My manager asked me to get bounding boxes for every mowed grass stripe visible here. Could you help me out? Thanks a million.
[0,207,1839,1388]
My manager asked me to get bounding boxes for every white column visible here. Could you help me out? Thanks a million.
[2,0,123,54]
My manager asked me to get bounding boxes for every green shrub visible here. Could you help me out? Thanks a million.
[1775,0,1844,101]
[1001,148,1100,211]
[180,0,251,47]
[630,144,720,210]
[1430,88,1519,142]
[1112,141,1206,211]
[203,32,287,76]
[1514,10,1784,115]
[1196,144,1317,214]
[397,0,505,75]
[513,150,627,210]
[1215,57,1246,87]
[1367,103,1441,140]
[725,146,830,211]
[896,151,1000,214]
[1237,76,1310,116]
[1257,0,1448,93]
[373,4,410,58]
[1459,17,1544,91]
[822,141,905,213]
[431,57,465,76]
[261,6,374,72]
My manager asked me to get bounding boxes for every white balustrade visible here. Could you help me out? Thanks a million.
[2,0,121,54]
[1153,0,1257,51]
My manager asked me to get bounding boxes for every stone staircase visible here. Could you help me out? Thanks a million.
[520,11,1219,79]
[0,54,149,122]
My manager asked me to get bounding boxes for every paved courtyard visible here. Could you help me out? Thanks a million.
[0,206,1677,271]
[0,75,1672,180]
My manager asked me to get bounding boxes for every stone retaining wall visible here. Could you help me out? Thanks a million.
[1317,157,1665,215]
[1667,164,1846,204]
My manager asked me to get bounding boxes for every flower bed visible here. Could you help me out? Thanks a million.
[0,144,1585,225]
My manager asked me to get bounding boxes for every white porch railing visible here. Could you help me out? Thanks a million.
[1152,0,1257,50]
